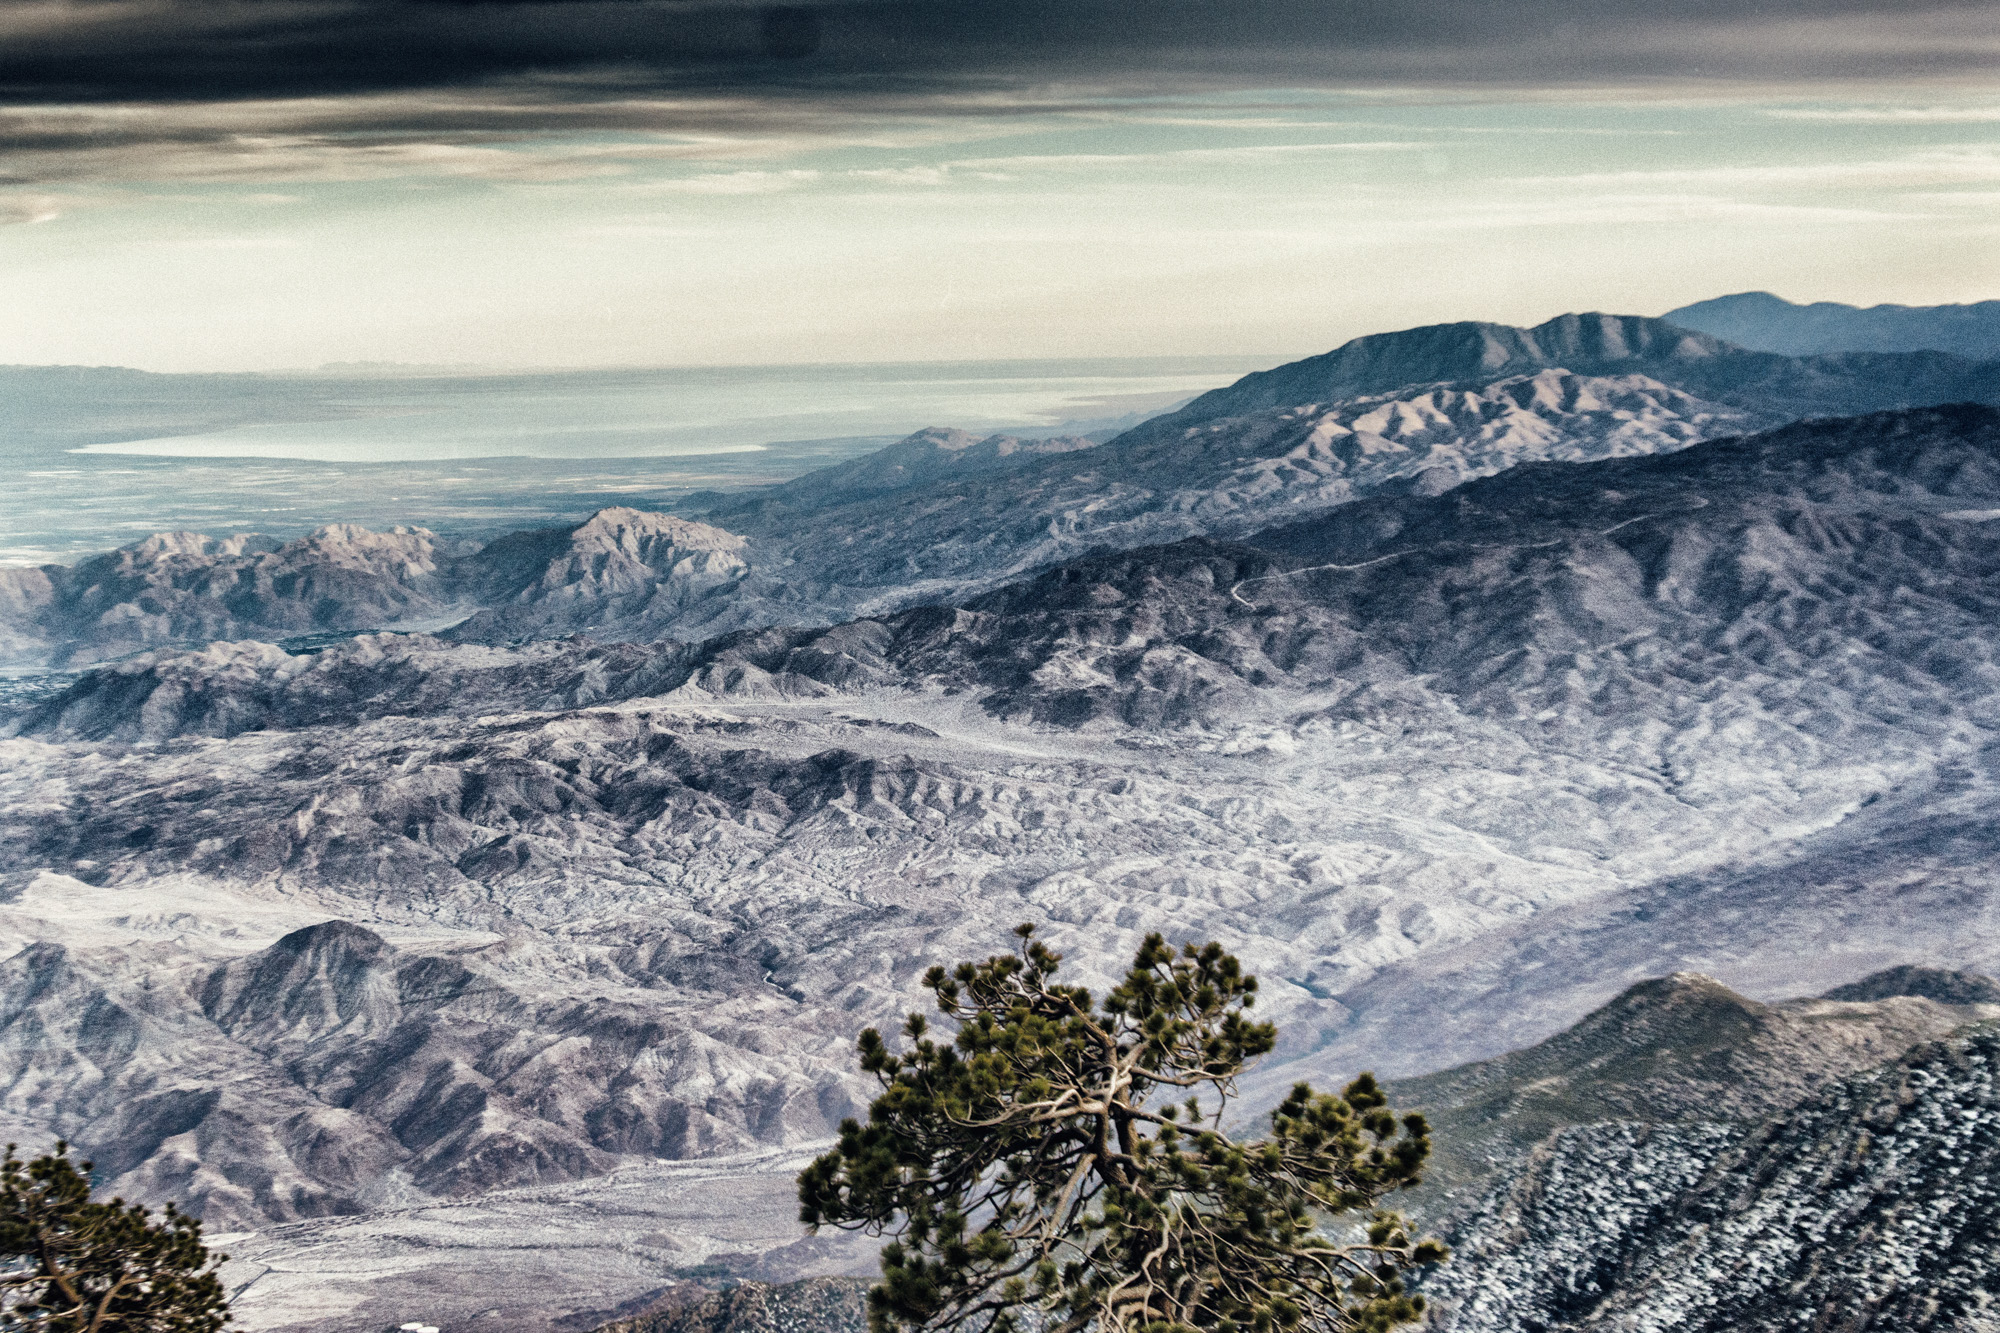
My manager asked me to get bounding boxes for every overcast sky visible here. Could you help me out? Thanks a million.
[1,0,1996,370]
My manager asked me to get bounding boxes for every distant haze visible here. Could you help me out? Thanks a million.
[1666,291,2000,359]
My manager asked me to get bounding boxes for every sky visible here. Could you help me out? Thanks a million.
[0,0,1996,371]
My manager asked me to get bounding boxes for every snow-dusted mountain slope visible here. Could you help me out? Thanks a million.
[1667,290,2000,360]
[1423,1022,2000,1332]
[1385,970,2000,1212]
[8,313,1997,672]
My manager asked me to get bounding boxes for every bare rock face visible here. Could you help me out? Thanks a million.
[453,508,749,643]
[16,524,457,667]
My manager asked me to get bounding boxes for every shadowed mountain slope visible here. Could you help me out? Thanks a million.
[643,404,2000,732]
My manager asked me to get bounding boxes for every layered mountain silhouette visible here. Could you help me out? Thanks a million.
[0,507,746,669]
[1667,290,2000,360]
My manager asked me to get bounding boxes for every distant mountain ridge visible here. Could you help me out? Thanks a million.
[1158,313,1732,422]
[691,427,1103,523]
[1128,309,2000,430]
[1667,290,2000,359]
[7,311,2000,672]
[0,507,746,669]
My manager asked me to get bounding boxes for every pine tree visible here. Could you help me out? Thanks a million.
[0,1143,229,1333]
[799,926,1446,1333]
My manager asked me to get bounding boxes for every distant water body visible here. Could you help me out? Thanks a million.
[2,356,1268,565]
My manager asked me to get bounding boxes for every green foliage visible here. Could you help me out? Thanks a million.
[800,926,1447,1333]
[0,1143,229,1333]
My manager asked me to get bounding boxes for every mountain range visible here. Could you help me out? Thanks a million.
[5,306,2000,1329]
[6,312,2000,673]
[1667,290,2000,360]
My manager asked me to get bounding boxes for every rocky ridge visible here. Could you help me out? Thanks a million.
[0,508,744,670]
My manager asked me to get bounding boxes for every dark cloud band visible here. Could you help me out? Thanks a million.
[0,0,1992,103]
[0,0,1991,196]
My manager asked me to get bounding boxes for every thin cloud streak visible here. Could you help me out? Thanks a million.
[1767,105,2000,123]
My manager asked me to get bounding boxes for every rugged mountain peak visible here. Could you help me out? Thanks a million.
[448,508,749,642]
[199,918,404,1044]
[1821,965,2000,1006]
[274,524,444,572]
[271,918,394,961]
[1157,312,1737,425]
[121,531,281,565]
[566,508,746,561]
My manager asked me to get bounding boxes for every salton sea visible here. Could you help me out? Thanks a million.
[0,355,1267,566]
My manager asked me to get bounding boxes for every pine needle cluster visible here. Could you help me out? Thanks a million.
[0,1143,228,1333]
[799,927,1445,1333]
